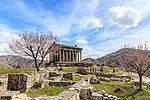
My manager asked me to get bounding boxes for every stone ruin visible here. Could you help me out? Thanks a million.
[77,67,104,75]
[62,72,73,81]
[79,88,118,100]
[89,75,100,84]
[0,67,123,100]
[7,74,27,92]
[77,67,131,82]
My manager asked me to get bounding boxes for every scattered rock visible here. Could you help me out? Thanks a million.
[49,72,60,78]
[77,68,88,75]
[58,67,63,71]
[103,97,109,100]
[104,93,109,97]
[69,87,75,91]
[32,82,42,89]
[114,88,122,93]
[79,88,92,100]
[112,96,117,99]
[62,73,73,80]
[89,75,100,84]
[108,95,112,98]
[101,90,106,93]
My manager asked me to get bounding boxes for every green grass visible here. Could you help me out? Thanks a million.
[73,74,83,81]
[26,86,67,98]
[62,67,77,73]
[0,68,36,74]
[91,81,150,100]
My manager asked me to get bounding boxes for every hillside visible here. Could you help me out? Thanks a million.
[97,49,125,67]
[0,55,47,68]
[82,58,101,64]
[0,56,12,68]
[97,48,150,67]
[83,48,150,68]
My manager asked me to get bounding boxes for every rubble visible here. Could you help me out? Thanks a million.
[89,75,101,84]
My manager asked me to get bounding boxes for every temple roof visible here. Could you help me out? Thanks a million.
[58,44,82,50]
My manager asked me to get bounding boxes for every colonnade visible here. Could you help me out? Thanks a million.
[54,49,82,62]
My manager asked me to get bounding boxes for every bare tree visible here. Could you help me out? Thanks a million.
[9,31,59,71]
[120,44,150,91]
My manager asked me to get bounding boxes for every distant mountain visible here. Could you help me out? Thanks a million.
[97,48,150,67]
[0,55,47,68]
[0,55,12,68]
[97,49,124,67]
[82,58,101,64]
[83,48,150,67]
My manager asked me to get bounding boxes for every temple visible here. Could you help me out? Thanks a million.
[48,44,83,64]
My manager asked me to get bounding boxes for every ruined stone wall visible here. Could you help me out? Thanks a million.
[26,71,50,90]
[7,74,27,92]
[77,67,104,75]
[0,72,46,92]
[49,81,76,86]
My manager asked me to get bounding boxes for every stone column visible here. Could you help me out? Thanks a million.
[59,50,61,62]
[76,51,78,62]
[63,50,65,62]
[74,50,76,62]
[72,50,74,62]
[66,50,68,62]
[70,50,72,62]
[78,51,80,62]
[78,51,79,62]
[80,51,82,61]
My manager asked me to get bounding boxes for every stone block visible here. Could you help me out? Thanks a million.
[62,73,73,80]
[89,75,100,84]
[49,72,60,78]
[7,74,27,92]
[91,92,103,100]
[77,68,88,75]
[79,88,92,100]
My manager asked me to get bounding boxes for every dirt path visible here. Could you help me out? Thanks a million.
[123,72,150,83]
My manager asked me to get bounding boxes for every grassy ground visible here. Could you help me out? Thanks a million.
[91,81,150,100]
[62,67,77,73]
[26,86,67,98]
[73,74,83,81]
[0,68,36,74]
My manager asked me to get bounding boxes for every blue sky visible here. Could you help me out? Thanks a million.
[0,0,150,58]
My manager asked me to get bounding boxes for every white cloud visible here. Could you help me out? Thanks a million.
[0,24,19,55]
[82,46,104,59]
[71,0,102,32]
[109,6,141,28]
[76,39,89,45]
[124,0,150,19]
[84,18,103,29]
[76,38,104,58]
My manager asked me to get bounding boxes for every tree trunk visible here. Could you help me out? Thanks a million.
[35,65,40,72]
[34,59,40,72]
[138,75,142,91]
[113,68,115,73]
